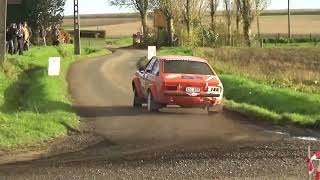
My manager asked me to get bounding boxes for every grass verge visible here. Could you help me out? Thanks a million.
[0,45,110,148]
[106,37,133,47]
[81,38,107,49]
[157,47,320,127]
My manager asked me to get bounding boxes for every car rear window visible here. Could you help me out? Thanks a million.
[164,60,214,75]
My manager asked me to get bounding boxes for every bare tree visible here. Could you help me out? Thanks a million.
[255,0,270,40]
[238,0,270,46]
[108,0,150,35]
[235,0,241,32]
[288,0,291,38]
[238,0,255,47]
[153,0,179,45]
[209,0,220,31]
[224,0,233,46]
[180,0,208,42]
[194,0,209,22]
[184,0,192,40]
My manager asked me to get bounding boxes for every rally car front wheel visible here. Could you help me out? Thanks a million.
[147,91,159,112]
[133,89,142,108]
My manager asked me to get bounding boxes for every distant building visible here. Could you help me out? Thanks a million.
[7,0,26,24]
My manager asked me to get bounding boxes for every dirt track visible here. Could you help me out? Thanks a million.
[0,49,318,179]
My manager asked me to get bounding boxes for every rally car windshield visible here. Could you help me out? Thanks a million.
[164,60,214,75]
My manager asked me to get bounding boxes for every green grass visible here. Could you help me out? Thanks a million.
[0,45,110,148]
[157,46,320,126]
[78,37,134,49]
[158,47,194,56]
[81,38,107,49]
[105,37,133,47]
[222,74,320,126]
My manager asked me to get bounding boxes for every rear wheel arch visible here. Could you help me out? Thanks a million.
[132,81,136,91]
[132,78,143,96]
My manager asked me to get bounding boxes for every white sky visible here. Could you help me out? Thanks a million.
[64,0,320,15]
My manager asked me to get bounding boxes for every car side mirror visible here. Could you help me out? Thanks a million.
[138,67,145,72]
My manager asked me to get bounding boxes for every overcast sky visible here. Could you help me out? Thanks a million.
[64,0,320,15]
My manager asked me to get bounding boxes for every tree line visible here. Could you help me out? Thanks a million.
[108,0,271,47]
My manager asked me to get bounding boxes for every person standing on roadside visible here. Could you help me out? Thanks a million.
[6,27,10,53]
[23,22,32,51]
[52,25,60,46]
[8,23,18,55]
[17,23,24,55]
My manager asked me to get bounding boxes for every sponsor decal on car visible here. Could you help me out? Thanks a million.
[186,87,201,96]
[206,75,216,82]
[181,75,203,80]
[307,146,320,180]
[206,86,222,95]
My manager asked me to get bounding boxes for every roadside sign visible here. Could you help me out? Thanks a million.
[154,9,166,28]
[48,57,61,76]
[148,46,157,60]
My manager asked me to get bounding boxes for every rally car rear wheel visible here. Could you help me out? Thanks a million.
[133,89,142,108]
[207,104,223,115]
[147,91,159,112]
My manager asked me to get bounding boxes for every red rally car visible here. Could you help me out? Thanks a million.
[132,56,224,113]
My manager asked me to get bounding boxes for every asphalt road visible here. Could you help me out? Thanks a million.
[0,49,318,180]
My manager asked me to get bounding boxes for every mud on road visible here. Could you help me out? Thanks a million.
[0,49,318,179]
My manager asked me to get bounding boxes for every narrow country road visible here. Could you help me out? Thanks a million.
[0,49,317,179]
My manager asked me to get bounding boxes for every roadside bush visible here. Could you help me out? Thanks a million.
[83,47,98,54]
[198,26,219,48]
[105,37,133,47]
[262,37,320,44]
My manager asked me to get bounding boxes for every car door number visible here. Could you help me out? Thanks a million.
[207,86,221,94]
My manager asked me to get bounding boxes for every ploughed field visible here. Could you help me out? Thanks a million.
[63,14,320,38]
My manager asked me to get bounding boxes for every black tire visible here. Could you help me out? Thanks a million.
[147,91,159,112]
[207,105,223,115]
[133,89,142,108]
[207,104,224,115]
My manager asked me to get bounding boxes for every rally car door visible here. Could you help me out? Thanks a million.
[141,57,157,96]
[145,59,160,98]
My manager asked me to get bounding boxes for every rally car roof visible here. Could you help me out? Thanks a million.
[157,56,208,63]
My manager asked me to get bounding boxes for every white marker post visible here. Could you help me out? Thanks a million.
[148,46,157,60]
[48,57,61,76]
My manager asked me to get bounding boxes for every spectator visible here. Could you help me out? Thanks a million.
[5,27,10,53]
[173,33,179,47]
[52,26,60,46]
[39,27,47,46]
[23,22,32,51]
[17,23,24,55]
[8,23,18,55]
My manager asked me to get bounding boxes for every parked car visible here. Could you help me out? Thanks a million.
[132,56,224,114]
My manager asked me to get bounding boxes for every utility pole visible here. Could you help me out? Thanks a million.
[0,0,7,65]
[288,0,291,39]
[74,0,81,55]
